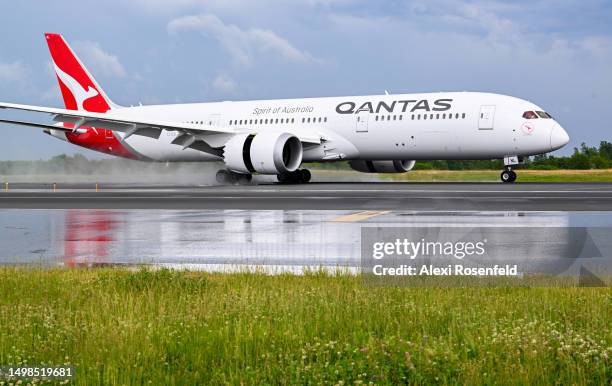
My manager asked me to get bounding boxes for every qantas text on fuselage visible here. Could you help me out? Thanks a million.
[336,99,453,114]
[0,33,570,184]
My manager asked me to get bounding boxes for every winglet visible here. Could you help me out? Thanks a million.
[44,33,119,113]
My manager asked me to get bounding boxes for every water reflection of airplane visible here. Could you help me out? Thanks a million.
[63,210,118,267]
[58,209,356,268]
[58,209,597,276]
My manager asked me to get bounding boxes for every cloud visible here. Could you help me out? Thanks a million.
[579,36,612,58]
[212,74,237,93]
[132,0,354,13]
[168,14,319,66]
[0,61,26,83]
[73,41,127,78]
[457,3,521,44]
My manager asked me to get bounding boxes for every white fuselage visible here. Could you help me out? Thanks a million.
[97,91,567,163]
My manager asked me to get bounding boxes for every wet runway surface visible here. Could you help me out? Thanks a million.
[1,209,612,275]
[1,183,612,210]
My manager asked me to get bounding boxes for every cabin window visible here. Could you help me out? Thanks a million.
[375,116,379,121]
[436,114,440,119]
[411,115,415,120]
[424,114,427,120]
[324,117,327,122]
[462,113,466,119]
[536,111,552,119]
[399,115,403,120]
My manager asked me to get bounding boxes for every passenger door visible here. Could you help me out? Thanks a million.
[356,112,369,132]
[478,105,496,130]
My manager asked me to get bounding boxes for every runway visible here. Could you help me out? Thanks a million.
[1,182,612,210]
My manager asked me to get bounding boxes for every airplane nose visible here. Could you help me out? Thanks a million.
[550,123,569,151]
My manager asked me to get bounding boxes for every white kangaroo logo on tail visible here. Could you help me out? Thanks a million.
[53,63,99,111]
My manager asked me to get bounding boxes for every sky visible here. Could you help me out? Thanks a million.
[0,0,611,159]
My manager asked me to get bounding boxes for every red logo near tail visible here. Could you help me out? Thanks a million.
[45,33,111,113]
[44,33,137,160]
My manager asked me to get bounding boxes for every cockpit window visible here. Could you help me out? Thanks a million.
[536,111,552,119]
[522,111,538,119]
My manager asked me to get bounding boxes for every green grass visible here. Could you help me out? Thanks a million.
[376,169,612,182]
[0,268,610,385]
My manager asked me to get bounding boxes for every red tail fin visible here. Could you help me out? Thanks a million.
[45,33,117,113]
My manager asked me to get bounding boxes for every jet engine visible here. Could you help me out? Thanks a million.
[223,132,303,174]
[349,160,416,173]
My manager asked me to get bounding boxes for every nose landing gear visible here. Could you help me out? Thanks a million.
[500,155,521,183]
[500,168,517,183]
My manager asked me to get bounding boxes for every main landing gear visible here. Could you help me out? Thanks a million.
[277,169,311,184]
[216,170,252,185]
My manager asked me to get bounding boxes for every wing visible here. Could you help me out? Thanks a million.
[0,102,323,150]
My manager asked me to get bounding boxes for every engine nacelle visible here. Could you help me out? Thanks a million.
[349,160,416,173]
[223,132,303,174]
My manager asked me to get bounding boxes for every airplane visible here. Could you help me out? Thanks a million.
[0,33,569,184]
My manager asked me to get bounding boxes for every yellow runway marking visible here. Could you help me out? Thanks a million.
[330,210,390,222]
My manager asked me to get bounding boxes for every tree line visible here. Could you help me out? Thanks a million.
[315,141,612,170]
[1,141,611,174]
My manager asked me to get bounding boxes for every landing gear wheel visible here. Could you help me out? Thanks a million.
[234,173,252,185]
[500,170,517,183]
[508,170,517,182]
[216,170,229,184]
[216,170,252,185]
[277,169,312,184]
[298,169,311,183]
[277,173,291,184]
